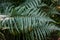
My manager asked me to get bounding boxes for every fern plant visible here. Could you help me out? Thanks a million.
[0,0,60,40]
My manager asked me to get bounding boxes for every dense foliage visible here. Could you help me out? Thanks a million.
[0,0,60,40]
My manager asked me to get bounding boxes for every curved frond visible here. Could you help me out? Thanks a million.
[0,16,57,40]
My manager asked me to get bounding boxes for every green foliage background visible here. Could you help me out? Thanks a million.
[0,0,60,40]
